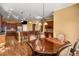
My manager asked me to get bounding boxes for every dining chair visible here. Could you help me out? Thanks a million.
[70,39,79,56]
[57,41,72,56]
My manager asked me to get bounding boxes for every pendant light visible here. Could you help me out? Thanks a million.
[28,8,33,24]
[41,3,48,33]
[44,22,48,25]
[42,3,48,26]
[28,13,32,24]
[38,22,42,26]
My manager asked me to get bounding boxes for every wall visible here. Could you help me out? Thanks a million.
[54,4,79,45]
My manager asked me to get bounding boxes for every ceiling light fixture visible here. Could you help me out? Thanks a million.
[29,21,32,24]
[44,22,48,25]
[38,22,42,26]
[42,3,48,25]
[10,8,13,11]
[21,20,23,22]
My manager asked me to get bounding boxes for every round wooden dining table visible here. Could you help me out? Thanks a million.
[28,38,65,56]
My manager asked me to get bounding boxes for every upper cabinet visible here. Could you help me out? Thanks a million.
[45,21,53,29]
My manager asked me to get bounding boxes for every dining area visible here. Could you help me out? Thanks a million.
[0,3,79,56]
[0,25,72,56]
[0,18,71,56]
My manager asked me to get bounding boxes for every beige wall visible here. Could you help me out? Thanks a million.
[54,4,79,44]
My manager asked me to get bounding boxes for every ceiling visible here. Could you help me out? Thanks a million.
[0,3,76,20]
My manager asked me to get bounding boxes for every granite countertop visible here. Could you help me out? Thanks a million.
[0,31,5,35]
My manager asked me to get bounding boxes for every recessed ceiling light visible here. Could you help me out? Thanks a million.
[9,8,13,11]
[29,21,32,24]
[21,20,23,22]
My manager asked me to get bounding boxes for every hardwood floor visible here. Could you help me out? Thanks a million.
[0,43,32,56]
[0,36,32,56]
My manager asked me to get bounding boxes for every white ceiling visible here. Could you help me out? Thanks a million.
[0,3,76,20]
